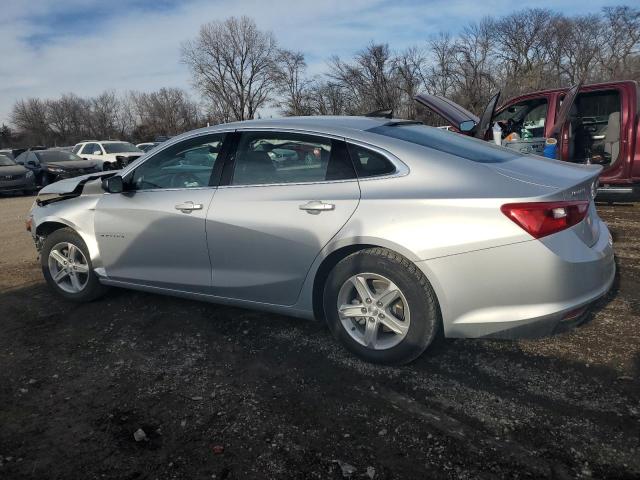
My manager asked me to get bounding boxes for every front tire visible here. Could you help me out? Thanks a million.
[41,228,108,302]
[323,248,440,365]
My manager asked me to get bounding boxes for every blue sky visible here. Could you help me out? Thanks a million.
[0,0,631,125]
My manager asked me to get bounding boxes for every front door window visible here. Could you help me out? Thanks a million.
[129,134,226,190]
[494,98,548,139]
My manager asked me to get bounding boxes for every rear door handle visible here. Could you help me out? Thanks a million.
[299,201,335,214]
[175,201,203,213]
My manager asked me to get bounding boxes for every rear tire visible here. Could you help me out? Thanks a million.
[323,247,440,365]
[41,227,108,302]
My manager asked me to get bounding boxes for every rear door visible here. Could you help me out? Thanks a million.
[206,130,360,306]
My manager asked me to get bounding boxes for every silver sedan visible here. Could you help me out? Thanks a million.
[28,116,615,364]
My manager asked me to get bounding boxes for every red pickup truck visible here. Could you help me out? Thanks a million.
[416,80,639,200]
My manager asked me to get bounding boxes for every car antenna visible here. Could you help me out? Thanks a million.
[365,109,394,119]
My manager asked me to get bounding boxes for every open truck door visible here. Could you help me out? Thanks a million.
[414,92,500,140]
[550,82,582,161]
[414,94,479,134]
[473,92,501,139]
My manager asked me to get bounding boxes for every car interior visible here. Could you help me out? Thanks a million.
[131,137,223,190]
[494,98,548,139]
[569,90,621,166]
[231,134,334,185]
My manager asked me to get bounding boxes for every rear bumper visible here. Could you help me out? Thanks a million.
[417,218,615,339]
[597,184,640,202]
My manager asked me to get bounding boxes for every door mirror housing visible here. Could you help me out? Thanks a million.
[93,150,102,156]
[459,120,477,133]
[102,175,124,193]
[26,160,37,167]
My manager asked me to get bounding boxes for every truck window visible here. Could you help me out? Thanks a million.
[494,98,548,139]
[568,90,621,167]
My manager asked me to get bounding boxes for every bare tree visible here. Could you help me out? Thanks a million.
[452,18,497,111]
[11,98,50,145]
[426,33,457,97]
[329,43,401,114]
[598,6,640,80]
[273,49,313,116]
[181,16,278,121]
[393,46,427,119]
[131,88,201,139]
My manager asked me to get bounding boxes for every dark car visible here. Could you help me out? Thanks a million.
[15,150,99,186]
[0,154,36,195]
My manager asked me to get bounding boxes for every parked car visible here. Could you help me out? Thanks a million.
[416,80,639,200]
[28,116,614,364]
[72,141,143,170]
[15,150,99,186]
[0,149,19,160]
[0,154,36,195]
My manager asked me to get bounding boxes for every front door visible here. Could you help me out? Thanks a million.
[94,132,228,291]
[207,130,361,306]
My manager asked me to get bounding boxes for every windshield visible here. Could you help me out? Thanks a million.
[103,142,141,154]
[0,154,15,166]
[368,124,519,163]
[36,151,83,163]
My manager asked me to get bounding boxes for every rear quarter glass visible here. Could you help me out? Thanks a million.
[368,124,519,163]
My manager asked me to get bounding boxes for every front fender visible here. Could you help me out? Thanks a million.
[32,195,104,270]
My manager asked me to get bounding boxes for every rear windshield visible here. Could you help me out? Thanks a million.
[36,151,82,163]
[368,124,519,163]
[103,142,141,154]
[0,154,15,166]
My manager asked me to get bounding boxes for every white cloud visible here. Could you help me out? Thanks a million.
[0,0,616,126]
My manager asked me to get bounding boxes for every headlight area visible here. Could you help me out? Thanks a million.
[47,167,66,174]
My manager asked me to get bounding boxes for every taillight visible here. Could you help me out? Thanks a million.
[501,201,589,239]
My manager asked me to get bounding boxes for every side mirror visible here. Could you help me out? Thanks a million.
[459,120,477,133]
[27,161,37,167]
[102,175,124,194]
[93,150,102,155]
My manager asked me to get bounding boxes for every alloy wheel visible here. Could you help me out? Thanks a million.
[48,242,90,294]
[336,273,411,350]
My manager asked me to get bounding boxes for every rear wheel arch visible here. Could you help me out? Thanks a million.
[312,244,440,323]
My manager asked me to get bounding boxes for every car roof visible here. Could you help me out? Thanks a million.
[189,116,416,141]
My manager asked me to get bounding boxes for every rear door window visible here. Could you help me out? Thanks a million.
[230,132,355,186]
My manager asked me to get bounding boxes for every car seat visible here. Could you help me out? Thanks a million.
[234,150,277,184]
[604,111,620,164]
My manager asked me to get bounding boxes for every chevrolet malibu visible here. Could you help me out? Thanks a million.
[28,116,615,364]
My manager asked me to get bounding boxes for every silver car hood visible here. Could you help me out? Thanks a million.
[38,171,114,194]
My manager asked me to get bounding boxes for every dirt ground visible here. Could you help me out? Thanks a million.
[0,194,638,480]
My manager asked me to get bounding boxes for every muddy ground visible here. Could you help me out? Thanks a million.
[0,194,638,479]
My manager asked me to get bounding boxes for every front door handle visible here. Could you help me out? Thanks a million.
[299,201,335,214]
[175,201,203,213]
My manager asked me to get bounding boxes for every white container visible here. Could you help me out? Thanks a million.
[492,122,502,146]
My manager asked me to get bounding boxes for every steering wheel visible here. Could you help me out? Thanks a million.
[170,172,201,188]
